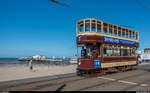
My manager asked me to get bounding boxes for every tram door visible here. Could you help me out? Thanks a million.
[90,43,101,68]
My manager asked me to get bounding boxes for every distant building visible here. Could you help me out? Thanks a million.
[137,49,150,62]
[63,56,66,59]
[69,58,77,64]
[144,48,150,54]
[32,55,46,60]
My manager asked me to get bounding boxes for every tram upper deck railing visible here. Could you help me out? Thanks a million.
[76,18,139,42]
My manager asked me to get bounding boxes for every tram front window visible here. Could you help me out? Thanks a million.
[77,21,84,32]
[78,46,90,58]
[85,20,90,32]
[78,46,99,59]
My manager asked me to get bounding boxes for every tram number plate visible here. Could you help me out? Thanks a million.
[94,60,100,68]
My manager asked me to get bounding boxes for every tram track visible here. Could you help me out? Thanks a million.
[121,77,150,91]
[77,71,149,91]
[1,70,149,91]
[0,73,76,91]
[1,74,91,91]
[20,76,88,91]
[26,70,149,91]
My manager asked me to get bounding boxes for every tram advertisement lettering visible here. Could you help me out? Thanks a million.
[103,36,136,46]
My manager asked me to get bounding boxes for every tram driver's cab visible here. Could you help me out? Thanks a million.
[77,43,101,69]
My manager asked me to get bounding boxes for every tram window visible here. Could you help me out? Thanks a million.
[85,23,90,32]
[114,26,117,36]
[136,32,138,40]
[81,47,87,58]
[85,20,90,22]
[107,47,113,56]
[109,28,113,35]
[97,23,101,32]
[118,30,121,37]
[114,30,117,36]
[128,49,131,56]
[78,24,84,32]
[117,49,120,56]
[92,23,96,32]
[92,20,96,22]
[103,46,107,56]
[133,32,135,39]
[114,46,120,56]
[78,24,80,32]
[103,28,107,34]
[103,45,113,56]
[86,47,91,58]
[122,49,128,56]
[118,28,121,37]
[77,47,82,58]
[129,31,132,39]
[122,31,125,37]
[80,46,92,58]
[103,23,108,34]
[126,31,129,38]
[130,48,135,56]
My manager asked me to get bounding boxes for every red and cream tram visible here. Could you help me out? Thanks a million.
[76,18,139,77]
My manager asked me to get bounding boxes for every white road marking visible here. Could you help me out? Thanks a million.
[97,77,116,81]
[97,77,148,87]
[140,84,148,87]
[118,80,137,85]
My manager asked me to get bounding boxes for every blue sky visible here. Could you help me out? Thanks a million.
[0,0,150,58]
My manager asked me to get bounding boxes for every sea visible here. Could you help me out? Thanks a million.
[0,58,71,67]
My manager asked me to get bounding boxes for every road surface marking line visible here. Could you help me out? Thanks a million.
[97,77,116,81]
[98,77,148,86]
[118,80,137,85]
[140,84,148,87]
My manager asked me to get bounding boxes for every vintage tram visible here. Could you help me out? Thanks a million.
[76,18,139,77]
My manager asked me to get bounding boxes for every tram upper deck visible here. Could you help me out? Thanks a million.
[76,18,139,43]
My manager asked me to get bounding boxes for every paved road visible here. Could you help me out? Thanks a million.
[0,63,150,91]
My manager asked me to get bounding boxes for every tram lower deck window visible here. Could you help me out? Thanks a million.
[114,49,120,56]
[103,47,107,56]
[103,45,115,56]
[122,49,128,56]
[130,49,136,56]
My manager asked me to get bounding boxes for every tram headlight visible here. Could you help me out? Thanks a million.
[78,60,81,65]
[78,62,81,65]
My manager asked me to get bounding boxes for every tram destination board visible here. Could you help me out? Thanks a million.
[103,36,137,46]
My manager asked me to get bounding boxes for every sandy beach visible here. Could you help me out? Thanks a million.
[0,64,77,82]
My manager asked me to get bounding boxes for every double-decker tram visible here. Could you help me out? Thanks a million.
[76,18,139,77]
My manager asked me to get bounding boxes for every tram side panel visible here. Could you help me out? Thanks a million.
[101,57,137,69]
